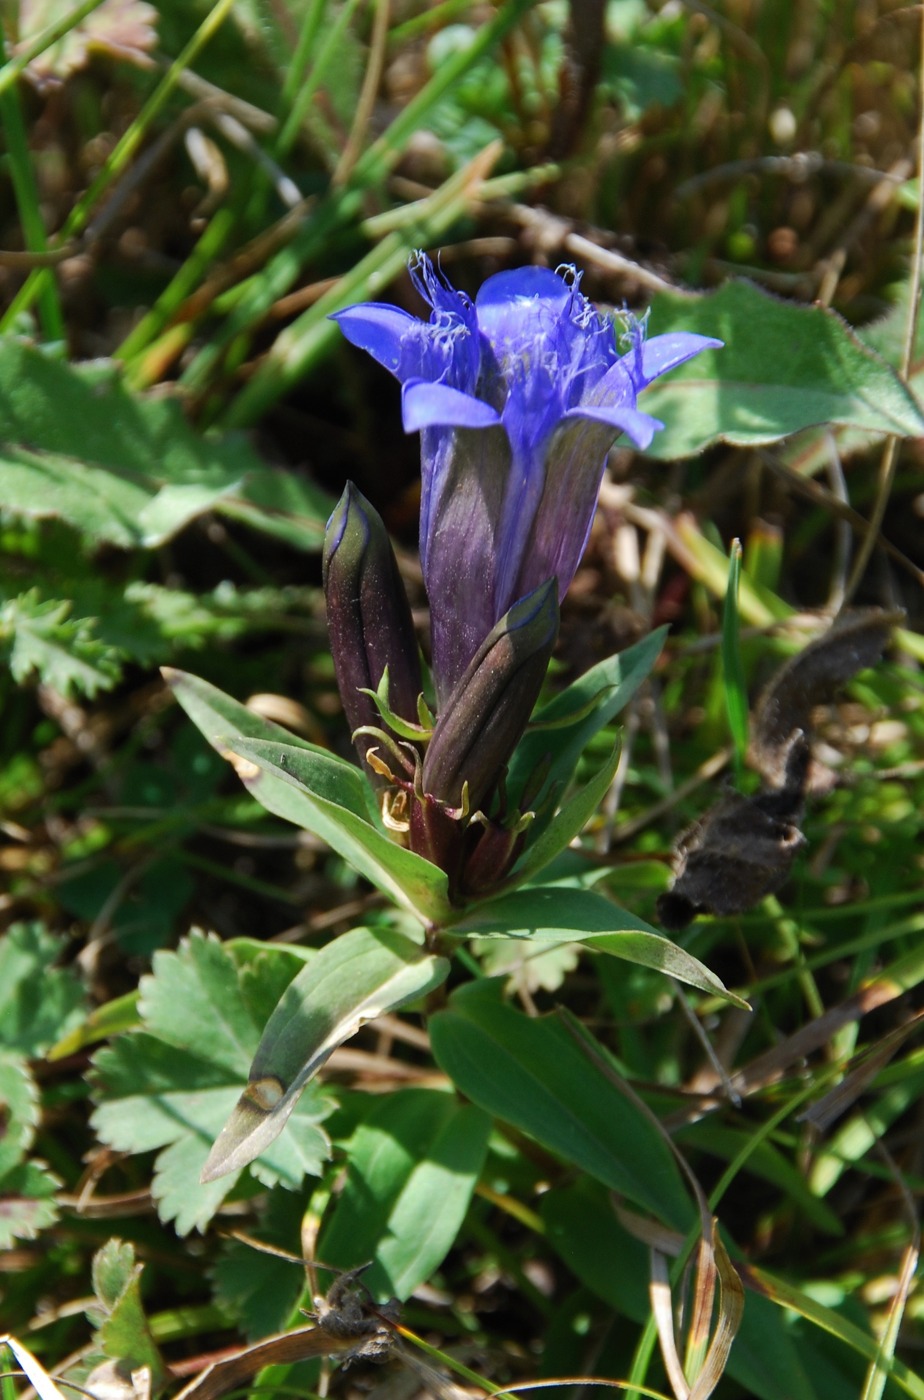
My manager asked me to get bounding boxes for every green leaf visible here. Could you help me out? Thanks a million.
[0,589,122,697]
[89,1239,169,1392]
[453,886,747,1006]
[0,340,327,549]
[202,927,450,1183]
[643,279,924,458]
[0,922,87,1055]
[541,1182,834,1400]
[508,743,621,890]
[722,538,749,776]
[318,1088,491,1300]
[430,983,692,1229]
[49,992,141,1060]
[212,1188,310,1341]
[0,1158,61,1248]
[0,1050,39,1176]
[508,627,667,808]
[473,935,580,995]
[91,932,333,1233]
[165,668,452,925]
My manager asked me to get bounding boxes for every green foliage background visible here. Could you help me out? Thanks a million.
[1,2,923,1399]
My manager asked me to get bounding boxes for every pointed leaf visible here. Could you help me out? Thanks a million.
[164,669,451,924]
[91,933,332,1233]
[509,743,621,889]
[507,628,666,807]
[430,984,691,1229]
[230,736,452,924]
[202,927,450,1182]
[454,887,748,1006]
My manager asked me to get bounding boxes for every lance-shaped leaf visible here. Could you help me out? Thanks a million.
[201,927,450,1182]
[164,668,451,925]
[506,626,667,812]
[452,886,748,1007]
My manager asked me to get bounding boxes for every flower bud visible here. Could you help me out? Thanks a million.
[323,483,423,777]
[421,579,559,813]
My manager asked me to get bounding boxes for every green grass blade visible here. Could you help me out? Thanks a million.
[722,537,749,780]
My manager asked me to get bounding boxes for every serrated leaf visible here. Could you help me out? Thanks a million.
[474,935,580,995]
[164,668,452,925]
[0,1158,61,1247]
[0,1051,39,1176]
[430,985,691,1230]
[202,927,450,1182]
[643,280,924,458]
[318,1088,491,1300]
[0,923,87,1055]
[90,932,333,1233]
[0,341,327,550]
[454,887,747,1006]
[89,1240,169,1392]
[0,590,122,697]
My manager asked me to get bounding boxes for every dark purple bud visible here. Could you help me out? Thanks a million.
[421,579,559,813]
[323,482,423,778]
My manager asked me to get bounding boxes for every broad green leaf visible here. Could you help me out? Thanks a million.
[508,627,667,807]
[0,341,327,549]
[202,927,450,1183]
[430,983,691,1229]
[643,280,924,458]
[91,932,333,1233]
[453,886,747,1006]
[318,1088,491,1299]
[165,668,452,925]
[89,1240,169,1392]
[0,923,87,1055]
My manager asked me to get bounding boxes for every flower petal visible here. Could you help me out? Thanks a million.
[402,379,500,433]
[331,304,420,374]
[562,403,664,451]
[641,332,723,383]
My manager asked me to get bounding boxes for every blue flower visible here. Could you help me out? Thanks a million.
[332,254,720,705]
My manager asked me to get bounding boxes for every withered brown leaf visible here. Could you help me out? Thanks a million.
[657,608,902,931]
[656,734,808,932]
[750,607,905,789]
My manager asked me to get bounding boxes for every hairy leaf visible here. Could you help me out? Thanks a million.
[0,923,87,1056]
[91,933,332,1233]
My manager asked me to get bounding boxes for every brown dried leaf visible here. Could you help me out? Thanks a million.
[750,607,904,789]
[656,735,809,932]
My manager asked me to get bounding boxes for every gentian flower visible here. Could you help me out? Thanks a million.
[333,254,721,706]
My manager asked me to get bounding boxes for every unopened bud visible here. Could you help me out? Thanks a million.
[323,483,423,777]
[421,579,558,812]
